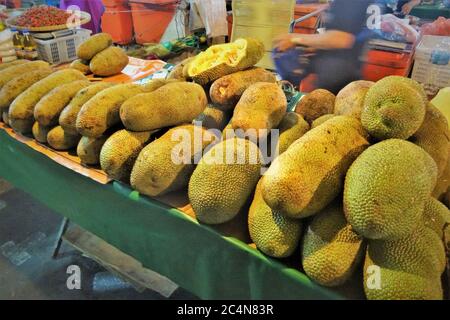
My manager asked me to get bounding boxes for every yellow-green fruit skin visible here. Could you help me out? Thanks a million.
[76,83,147,138]
[167,57,195,81]
[9,69,87,134]
[344,139,438,240]
[70,59,91,75]
[131,125,213,197]
[0,66,53,109]
[77,33,113,60]
[364,226,445,300]
[276,112,310,155]
[189,137,262,225]
[379,75,428,105]
[189,38,265,85]
[433,148,450,200]
[210,68,277,108]
[262,116,369,219]
[0,60,49,89]
[248,178,302,258]
[334,80,374,119]
[32,122,52,144]
[120,82,207,132]
[302,202,365,287]
[34,80,91,127]
[295,89,335,124]
[100,129,153,182]
[423,197,450,239]
[0,59,28,71]
[410,103,450,178]
[193,104,231,131]
[231,82,287,140]
[310,114,335,129]
[77,135,109,165]
[90,46,129,77]
[47,126,81,151]
[361,77,426,140]
[59,82,115,135]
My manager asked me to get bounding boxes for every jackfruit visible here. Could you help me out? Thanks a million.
[120,82,207,132]
[0,60,49,89]
[295,89,335,124]
[361,77,426,140]
[32,122,52,144]
[432,148,450,200]
[70,59,91,75]
[311,114,335,129]
[90,46,129,77]
[275,112,309,155]
[410,103,450,178]
[248,178,302,258]
[334,80,374,119]
[378,75,428,105]
[423,197,450,239]
[77,33,113,60]
[364,225,445,300]
[188,38,265,85]
[34,80,91,127]
[100,129,154,182]
[77,84,147,138]
[344,139,438,240]
[59,82,116,135]
[302,202,365,287]
[193,104,231,131]
[262,116,369,219]
[131,125,214,197]
[47,126,81,151]
[0,59,28,71]
[232,82,287,141]
[189,137,262,224]
[210,68,277,108]
[167,57,195,81]
[77,135,109,165]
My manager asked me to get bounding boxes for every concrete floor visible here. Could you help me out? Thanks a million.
[0,178,196,300]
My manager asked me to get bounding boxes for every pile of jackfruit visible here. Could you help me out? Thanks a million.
[0,37,448,300]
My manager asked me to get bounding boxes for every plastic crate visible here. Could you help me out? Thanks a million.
[412,35,450,95]
[33,28,92,65]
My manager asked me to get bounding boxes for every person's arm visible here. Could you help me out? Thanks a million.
[273,30,355,52]
[401,0,421,15]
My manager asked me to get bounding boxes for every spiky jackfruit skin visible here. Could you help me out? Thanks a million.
[77,84,147,138]
[47,126,80,151]
[100,130,153,182]
[70,59,91,75]
[379,75,428,105]
[276,112,310,155]
[77,135,109,165]
[361,77,426,140]
[0,66,53,109]
[34,80,91,127]
[32,122,52,144]
[334,81,374,119]
[295,89,335,124]
[248,179,302,258]
[344,139,438,240]
[0,60,49,89]
[262,116,369,219]
[311,114,335,129]
[210,68,277,108]
[90,46,129,77]
[423,197,450,239]
[189,137,262,225]
[131,125,213,197]
[9,69,87,134]
[194,104,231,131]
[410,104,450,178]
[59,82,115,135]
[120,82,208,132]
[188,38,265,85]
[302,202,365,287]
[232,82,287,140]
[77,33,113,60]
[167,57,195,81]
[433,149,450,200]
[364,226,445,300]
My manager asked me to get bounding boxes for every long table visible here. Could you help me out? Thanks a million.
[0,129,340,300]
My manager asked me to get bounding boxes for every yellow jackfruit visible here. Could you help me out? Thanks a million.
[311,114,335,129]
[167,57,195,81]
[0,60,49,89]
[193,104,231,131]
[188,38,265,85]
[70,59,91,75]
[344,139,438,240]
[77,135,109,165]
[189,137,262,224]
[248,178,302,258]
[0,59,28,71]
[275,112,309,155]
[32,122,52,144]
[334,80,374,119]
[77,33,113,60]
[47,126,81,151]
[90,46,129,77]
[262,116,369,219]
[295,89,335,124]
[302,202,365,287]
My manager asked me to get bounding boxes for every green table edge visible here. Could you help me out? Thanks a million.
[0,130,340,300]
[411,3,450,20]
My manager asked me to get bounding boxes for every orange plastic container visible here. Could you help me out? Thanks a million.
[293,3,328,35]
[101,0,134,44]
[129,1,177,44]
[362,49,414,82]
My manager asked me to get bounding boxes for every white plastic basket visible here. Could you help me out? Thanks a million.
[412,35,450,95]
[33,28,92,65]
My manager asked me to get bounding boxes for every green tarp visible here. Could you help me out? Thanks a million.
[412,3,450,20]
[0,130,339,300]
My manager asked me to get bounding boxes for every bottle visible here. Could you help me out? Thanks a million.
[22,30,38,61]
[11,28,24,59]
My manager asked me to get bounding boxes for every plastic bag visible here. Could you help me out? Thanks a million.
[374,14,420,43]
[421,17,450,36]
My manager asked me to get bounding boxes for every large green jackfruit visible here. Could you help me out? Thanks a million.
[344,139,438,240]
[302,202,365,287]
[248,178,302,258]
[423,197,450,239]
[262,116,369,219]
